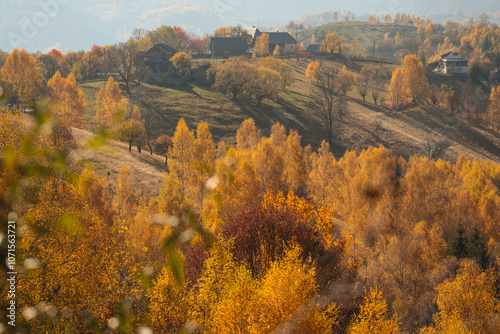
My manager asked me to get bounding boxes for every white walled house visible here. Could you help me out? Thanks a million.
[440,51,468,74]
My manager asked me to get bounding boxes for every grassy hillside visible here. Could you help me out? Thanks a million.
[77,55,500,192]
[298,21,417,52]
[71,128,166,198]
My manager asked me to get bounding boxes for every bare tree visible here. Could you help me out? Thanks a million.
[311,68,345,148]
[131,27,148,41]
[106,41,144,93]
[420,136,449,159]
[357,66,374,102]
[370,67,384,105]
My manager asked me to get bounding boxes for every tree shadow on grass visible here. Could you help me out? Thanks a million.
[163,82,202,98]
[350,97,389,114]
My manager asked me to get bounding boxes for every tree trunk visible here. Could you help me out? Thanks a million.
[128,142,132,152]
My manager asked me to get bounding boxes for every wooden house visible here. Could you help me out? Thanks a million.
[253,29,297,53]
[209,37,247,59]
[140,43,184,86]
[439,51,468,74]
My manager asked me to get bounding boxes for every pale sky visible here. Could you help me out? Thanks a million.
[0,0,496,52]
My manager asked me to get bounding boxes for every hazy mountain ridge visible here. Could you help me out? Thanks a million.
[0,0,498,52]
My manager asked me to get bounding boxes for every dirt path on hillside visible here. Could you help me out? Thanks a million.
[340,100,500,164]
[71,128,167,198]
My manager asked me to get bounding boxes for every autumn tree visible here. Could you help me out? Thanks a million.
[106,40,144,93]
[83,44,104,81]
[337,65,357,96]
[254,33,270,57]
[333,11,339,21]
[236,118,260,151]
[94,76,128,131]
[311,68,343,147]
[257,56,293,89]
[321,32,343,53]
[1,49,43,106]
[273,44,281,57]
[154,134,173,164]
[250,245,334,333]
[47,71,86,128]
[308,141,336,204]
[388,68,407,109]
[311,34,317,44]
[488,86,500,131]
[388,55,429,109]
[170,51,192,75]
[159,172,188,218]
[113,164,139,222]
[439,84,454,109]
[190,122,216,209]
[305,61,322,82]
[357,66,374,102]
[117,119,146,152]
[424,260,500,333]
[147,25,178,46]
[348,287,400,334]
[168,118,195,193]
[213,57,252,99]
[402,54,430,104]
[384,13,393,24]
[149,267,189,333]
[250,66,282,105]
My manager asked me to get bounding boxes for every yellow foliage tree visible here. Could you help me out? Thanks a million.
[388,67,408,109]
[252,137,285,194]
[1,48,43,106]
[112,164,139,223]
[273,44,281,57]
[159,172,188,218]
[168,118,195,193]
[149,267,189,333]
[425,22,433,37]
[337,65,357,95]
[94,76,128,130]
[402,54,430,104]
[258,56,294,89]
[488,86,500,131]
[249,245,335,334]
[283,130,308,195]
[305,61,322,82]
[236,118,260,151]
[170,51,192,75]
[254,33,270,57]
[321,32,343,53]
[424,259,500,333]
[348,287,400,334]
[308,141,337,205]
[48,71,86,127]
[191,122,216,209]
[189,239,239,329]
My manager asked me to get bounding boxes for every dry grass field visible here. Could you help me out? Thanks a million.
[76,56,500,195]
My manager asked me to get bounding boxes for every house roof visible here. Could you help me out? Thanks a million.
[142,43,179,59]
[245,27,260,39]
[254,31,297,45]
[306,44,320,52]
[440,50,467,61]
[440,50,454,58]
[209,37,246,51]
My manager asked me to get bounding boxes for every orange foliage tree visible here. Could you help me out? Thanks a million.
[1,49,43,106]
[47,71,86,127]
